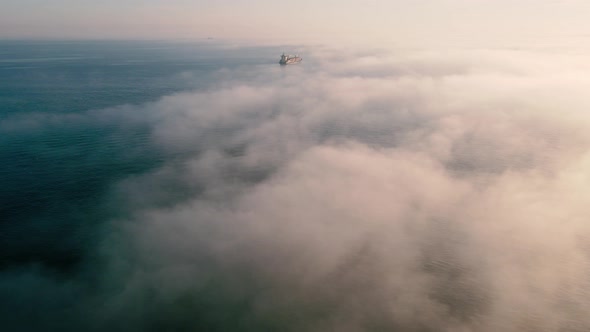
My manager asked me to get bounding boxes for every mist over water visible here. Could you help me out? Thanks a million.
[3,41,590,331]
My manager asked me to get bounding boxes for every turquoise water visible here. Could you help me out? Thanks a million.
[0,40,277,271]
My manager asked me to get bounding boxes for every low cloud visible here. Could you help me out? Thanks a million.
[4,47,590,331]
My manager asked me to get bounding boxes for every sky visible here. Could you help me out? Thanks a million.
[2,0,590,45]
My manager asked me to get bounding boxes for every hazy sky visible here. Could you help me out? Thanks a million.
[2,0,590,45]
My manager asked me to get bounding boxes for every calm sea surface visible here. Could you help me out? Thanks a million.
[0,40,280,270]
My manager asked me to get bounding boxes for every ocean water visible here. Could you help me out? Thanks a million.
[0,40,278,270]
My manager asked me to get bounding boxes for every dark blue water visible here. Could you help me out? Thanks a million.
[0,40,279,271]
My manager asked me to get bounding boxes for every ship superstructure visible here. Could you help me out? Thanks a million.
[279,53,302,65]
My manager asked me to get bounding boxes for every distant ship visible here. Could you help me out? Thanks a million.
[279,53,302,65]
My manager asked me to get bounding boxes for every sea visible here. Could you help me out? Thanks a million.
[0,40,281,271]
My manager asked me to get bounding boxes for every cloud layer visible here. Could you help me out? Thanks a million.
[4,47,590,331]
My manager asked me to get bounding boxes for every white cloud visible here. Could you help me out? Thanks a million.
[92,47,590,331]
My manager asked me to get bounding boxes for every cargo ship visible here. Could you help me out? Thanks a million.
[279,53,302,65]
